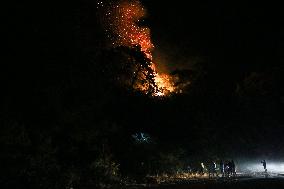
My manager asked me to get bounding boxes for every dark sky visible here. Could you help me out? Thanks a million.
[142,1,283,73]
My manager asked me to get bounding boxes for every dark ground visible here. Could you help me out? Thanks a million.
[128,178,284,189]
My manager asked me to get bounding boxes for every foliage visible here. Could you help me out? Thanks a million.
[98,45,158,95]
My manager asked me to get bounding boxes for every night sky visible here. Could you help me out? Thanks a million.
[146,1,283,71]
[3,1,284,187]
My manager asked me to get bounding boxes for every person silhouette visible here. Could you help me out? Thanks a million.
[261,160,267,172]
[220,160,224,177]
[231,160,236,176]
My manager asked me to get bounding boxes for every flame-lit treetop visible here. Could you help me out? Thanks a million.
[97,0,178,96]
[99,45,158,95]
[98,0,153,58]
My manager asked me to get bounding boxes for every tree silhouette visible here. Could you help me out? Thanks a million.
[99,45,158,95]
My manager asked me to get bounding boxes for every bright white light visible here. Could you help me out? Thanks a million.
[238,161,284,174]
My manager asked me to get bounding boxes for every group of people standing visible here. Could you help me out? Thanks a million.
[219,160,236,177]
[188,159,268,178]
[198,160,236,178]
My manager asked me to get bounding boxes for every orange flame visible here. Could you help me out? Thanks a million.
[99,0,177,96]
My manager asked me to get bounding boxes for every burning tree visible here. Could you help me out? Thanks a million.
[97,0,179,96]
[100,45,158,95]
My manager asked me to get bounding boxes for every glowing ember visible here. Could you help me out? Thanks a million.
[98,0,177,96]
[155,73,176,95]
